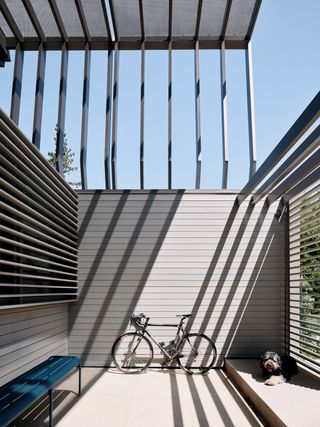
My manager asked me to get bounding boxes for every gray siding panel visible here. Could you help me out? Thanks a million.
[0,304,68,385]
[70,190,286,367]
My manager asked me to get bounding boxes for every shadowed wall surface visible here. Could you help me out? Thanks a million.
[69,190,285,367]
[0,304,68,385]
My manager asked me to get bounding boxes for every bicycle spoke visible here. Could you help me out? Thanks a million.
[177,333,217,374]
[112,332,153,373]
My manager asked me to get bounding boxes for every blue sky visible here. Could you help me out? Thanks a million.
[0,0,319,190]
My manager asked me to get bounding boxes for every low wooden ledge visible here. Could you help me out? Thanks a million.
[224,359,320,427]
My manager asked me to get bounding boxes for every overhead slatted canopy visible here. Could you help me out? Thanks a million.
[0,0,262,50]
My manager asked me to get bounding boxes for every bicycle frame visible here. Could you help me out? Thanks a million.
[135,316,189,361]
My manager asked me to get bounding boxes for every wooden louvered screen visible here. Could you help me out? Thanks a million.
[0,109,78,308]
[289,181,320,374]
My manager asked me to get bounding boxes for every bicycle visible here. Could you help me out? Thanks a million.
[111,313,217,374]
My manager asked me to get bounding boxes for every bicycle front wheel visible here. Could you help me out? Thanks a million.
[112,332,154,373]
[177,333,217,374]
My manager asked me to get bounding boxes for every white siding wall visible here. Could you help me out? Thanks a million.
[0,304,68,385]
[70,190,286,367]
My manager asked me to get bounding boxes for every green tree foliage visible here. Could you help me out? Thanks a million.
[48,125,81,188]
[299,192,320,359]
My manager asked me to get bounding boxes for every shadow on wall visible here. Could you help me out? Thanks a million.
[69,190,185,365]
[69,190,285,366]
[186,202,284,364]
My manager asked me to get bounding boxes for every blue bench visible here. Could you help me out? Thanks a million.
[0,355,81,427]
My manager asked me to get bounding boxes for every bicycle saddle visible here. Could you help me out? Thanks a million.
[176,313,192,318]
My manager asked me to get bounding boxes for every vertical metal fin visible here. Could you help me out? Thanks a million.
[194,40,202,189]
[104,48,114,189]
[80,44,91,189]
[111,42,119,189]
[140,41,145,189]
[220,41,229,189]
[56,44,69,176]
[168,40,172,189]
[10,44,24,125]
[32,43,46,149]
[245,41,257,178]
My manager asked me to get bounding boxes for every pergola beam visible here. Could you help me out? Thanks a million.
[246,0,263,41]
[108,1,118,41]
[0,2,23,43]
[220,0,233,40]
[138,0,145,40]
[0,27,10,67]
[101,0,112,40]
[48,0,69,43]
[22,0,46,42]
[75,0,91,43]
[0,0,260,49]
[194,0,203,40]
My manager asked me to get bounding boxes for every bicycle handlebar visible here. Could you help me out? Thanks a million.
[131,313,149,330]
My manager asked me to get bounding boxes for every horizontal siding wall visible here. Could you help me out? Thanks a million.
[0,303,68,385]
[70,190,286,367]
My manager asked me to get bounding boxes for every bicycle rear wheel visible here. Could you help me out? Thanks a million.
[177,333,217,374]
[112,332,154,373]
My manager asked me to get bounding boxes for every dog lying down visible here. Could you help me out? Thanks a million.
[261,351,298,386]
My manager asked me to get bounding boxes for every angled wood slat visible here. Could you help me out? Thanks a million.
[0,109,78,309]
[0,110,77,205]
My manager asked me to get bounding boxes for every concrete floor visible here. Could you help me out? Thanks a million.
[43,368,262,427]
[12,363,320,427]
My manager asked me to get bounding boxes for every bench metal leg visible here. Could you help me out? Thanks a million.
[78,365,82,395]
[48,388,53,427]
